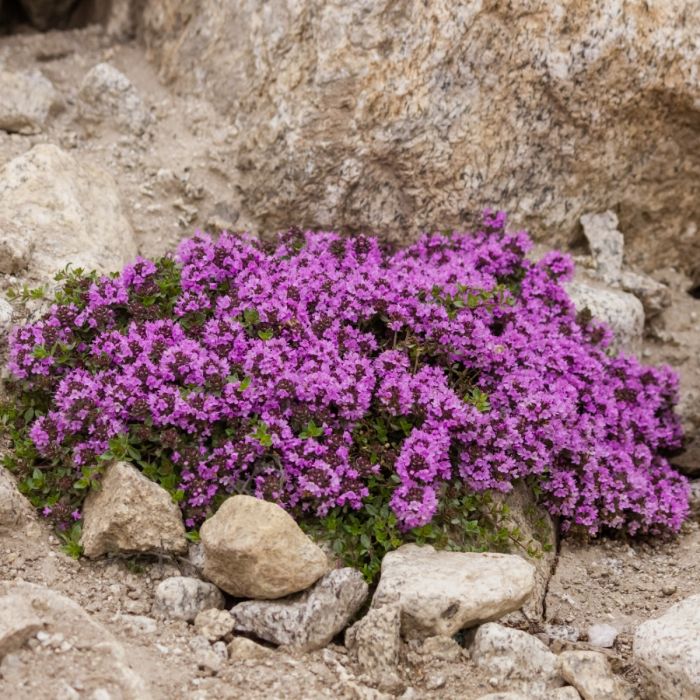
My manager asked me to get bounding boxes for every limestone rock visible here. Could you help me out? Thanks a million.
[227,636,276,660]
[0,145,137,280]
[142,1,700,278]
[80,461,187,558]
[0,594,43,659]
[194,608,235,642]
[18,0,77,30]
[153,576,225,622]
[580,211,624,285]
[633,594,700,700]
[200,495,330,599]
[0,467,34,531]
[559,650,631,700]
[371,544,535,640]
[230,567,368,651]
[0,70,58,134]
[566,280,644,355]
[346,604,403,693]
[587,624,618,649]
[0,582,148,698]
[619,271,671,320]
[471,623,562,693]
[78,63,151,135]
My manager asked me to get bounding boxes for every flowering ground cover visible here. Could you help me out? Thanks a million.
[1,213,689,575]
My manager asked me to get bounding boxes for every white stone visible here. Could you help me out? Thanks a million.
[587,623,618,649]
[78,63,151,135]
[471,623,562,692]
[0,145,137,280]
[558,650,631,700]
[153,577,225,622]
[580,211,624,285]
[371,544,535,640]
[633,595,700,700]
[80,461,187,558]
[0,70,58,134]
[200,495,330,599]
[566,280,644,355]
[194,608,235,642]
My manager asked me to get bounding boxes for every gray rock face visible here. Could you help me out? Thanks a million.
[471,623,562,696]
[0,144,137,281]
[0,582,148,698]
[580,211,624,286]
[0,70,58,135]
[200,495,330,599]
[153,576,225,622]
[371,544,535,640]
[230,567,368,652]
[141,0,700,277]
[558,650,631,700]
[78,63,151,135]
[345,603,403,693]
[80,461,187,559]
[566,280,644,355]
[633,594,700,700]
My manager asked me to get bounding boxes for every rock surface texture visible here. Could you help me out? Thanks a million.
[200,495,330,599]
[153,576,225,622]
[0,144,137,279]
[229,567,368,651]
[78,62,152,134]
[558,650,631,700]
[141,0,700,276]
[371,544,535,639]
[633,595,700,700]
[80,461,187,558]
[0,467,34,531]
[0,70,58,134]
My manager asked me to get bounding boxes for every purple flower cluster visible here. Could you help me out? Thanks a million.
[8,216,689,534]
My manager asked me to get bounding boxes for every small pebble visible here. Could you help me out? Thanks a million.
[662,584,677,596]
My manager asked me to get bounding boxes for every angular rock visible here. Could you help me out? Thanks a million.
[18,0,77,30]
[0,582,148,698]
[559,650,631,700]
[371,544,535,639]
[227,636,276,660]
[153,576,225,622]
[619,271,671,320]
[78,63,151,135]
[80,461,187,558]
[0,467,34,531]
[0,595,43,659]
[142,1,700,278]
[566,280,644,354]
[580,211,624,285]
[0,145,137,280]
[633,594,700,700]
[471,623,562,691]
[194,608,235,642]
[346,604,403,693]
[0,70,58,135]
[230,567,368,651]
[587,623,618,649]
[200,495,330,599]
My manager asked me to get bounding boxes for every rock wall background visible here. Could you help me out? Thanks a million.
[137,0,700,278]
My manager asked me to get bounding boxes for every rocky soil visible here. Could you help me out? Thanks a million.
[1,10,700,700]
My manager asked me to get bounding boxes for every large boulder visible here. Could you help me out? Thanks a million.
[199,495,330,599]
[142,1,700,275]
[0,70,58,135]
[80,461,188,559]
[229,567,368,651]
[633,595,700,700]
[371,544,535,640]
[0,144,137,280]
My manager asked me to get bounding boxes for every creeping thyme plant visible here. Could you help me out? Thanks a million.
[0,212,689,577]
